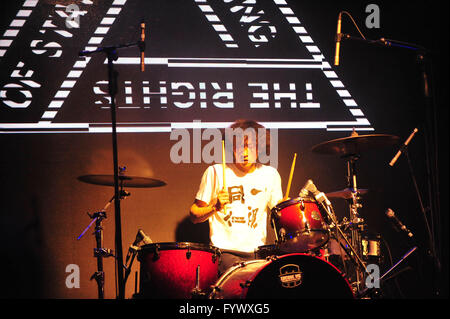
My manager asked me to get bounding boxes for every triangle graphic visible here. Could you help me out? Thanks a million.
[193,0,372,132]
[0,0,373,133]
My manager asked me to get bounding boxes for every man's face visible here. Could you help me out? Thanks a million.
[234,136,257,171]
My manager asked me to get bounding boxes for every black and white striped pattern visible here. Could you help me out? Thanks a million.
[40,0,127,121]
[0,0,38,58]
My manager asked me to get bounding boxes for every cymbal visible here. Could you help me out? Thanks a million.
[78,175,166,188]
[326,188,368,199]
[311,132,399,156]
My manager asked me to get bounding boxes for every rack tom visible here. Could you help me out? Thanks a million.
[271,197,330,253]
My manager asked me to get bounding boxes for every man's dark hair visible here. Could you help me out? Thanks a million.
[224,119,271,163]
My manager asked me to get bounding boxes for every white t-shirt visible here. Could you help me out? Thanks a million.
[195,163,283,252]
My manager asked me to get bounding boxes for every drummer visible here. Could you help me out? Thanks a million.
[190,119,283,274]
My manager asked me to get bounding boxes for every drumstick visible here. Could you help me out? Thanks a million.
[222,140,226,190]
[222,140,227,214]
[284,153,297,201]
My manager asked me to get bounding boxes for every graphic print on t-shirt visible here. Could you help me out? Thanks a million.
[224,184,262,228]
[228,185,244,204]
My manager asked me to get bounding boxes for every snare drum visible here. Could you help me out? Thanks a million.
[271,197,330,253]
[361,234,382,263]
[254,244,283,259]
[137,242,221,298]
[209,253,354,299]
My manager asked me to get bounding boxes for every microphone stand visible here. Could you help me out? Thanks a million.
[79,38,143,299]
[357,246,417,298]
[339,32,441,296]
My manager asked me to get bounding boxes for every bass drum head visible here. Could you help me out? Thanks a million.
[246,254,354,299]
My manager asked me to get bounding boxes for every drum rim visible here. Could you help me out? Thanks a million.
[272,196,316,212]
[139,241,220,252]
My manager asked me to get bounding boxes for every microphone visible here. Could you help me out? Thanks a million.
[385,208,413,237]
[299,179,332,208]
[139,20,146,72]
[334,12,343,66]
[389,128,418,167]
[135,229,153,245]
[126,229,152,263]
[299,179,314,198]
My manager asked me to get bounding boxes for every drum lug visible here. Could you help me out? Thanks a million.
[212,248,221,264]
[186,245,191,259]
[271,207,281,222]
[299,199,305,210]
[210,285,221,297]
[239,280,252,289]
[152,244,160,261]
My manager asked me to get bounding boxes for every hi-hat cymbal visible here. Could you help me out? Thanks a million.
[326,188,368,199]
[78,175,166,188]
[311,132,399,156]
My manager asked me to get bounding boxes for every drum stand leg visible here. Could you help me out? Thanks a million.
[191,265,207,299]
[77,190,130,299]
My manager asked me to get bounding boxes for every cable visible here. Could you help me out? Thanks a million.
[340,11,367,40]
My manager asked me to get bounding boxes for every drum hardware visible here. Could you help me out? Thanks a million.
[152,244,160,261]
[239,280,252,289]
[78,165,164,299]
[312,131,400,294]
[320,199,376,289]
[212,248,221,264]
[186,245,192,259]
[191,265,207,299]
[77,193,121,299]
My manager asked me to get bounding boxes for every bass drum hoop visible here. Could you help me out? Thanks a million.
[210,253,354,299]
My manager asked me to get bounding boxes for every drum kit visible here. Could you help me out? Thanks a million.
[77,131,418,299]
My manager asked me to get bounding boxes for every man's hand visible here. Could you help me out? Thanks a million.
[215,188,230,211]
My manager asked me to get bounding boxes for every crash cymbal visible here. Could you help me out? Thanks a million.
[326,188,368,199]
[311,132,399,157]
[78,175,166,188]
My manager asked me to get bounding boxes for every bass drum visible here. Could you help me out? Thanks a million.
[137,242,221,299]
[210,253,354,299]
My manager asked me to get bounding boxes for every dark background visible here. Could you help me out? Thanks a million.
[0,0,447,299]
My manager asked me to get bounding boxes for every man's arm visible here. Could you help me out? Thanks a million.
[190,190,229,224]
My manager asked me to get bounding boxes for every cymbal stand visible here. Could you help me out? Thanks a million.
[344,154,366,292]
[77,188,130,299]
[77,195,114,299]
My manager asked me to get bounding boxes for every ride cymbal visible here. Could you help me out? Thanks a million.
[311,132,399,157]
[78,175,166,188]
